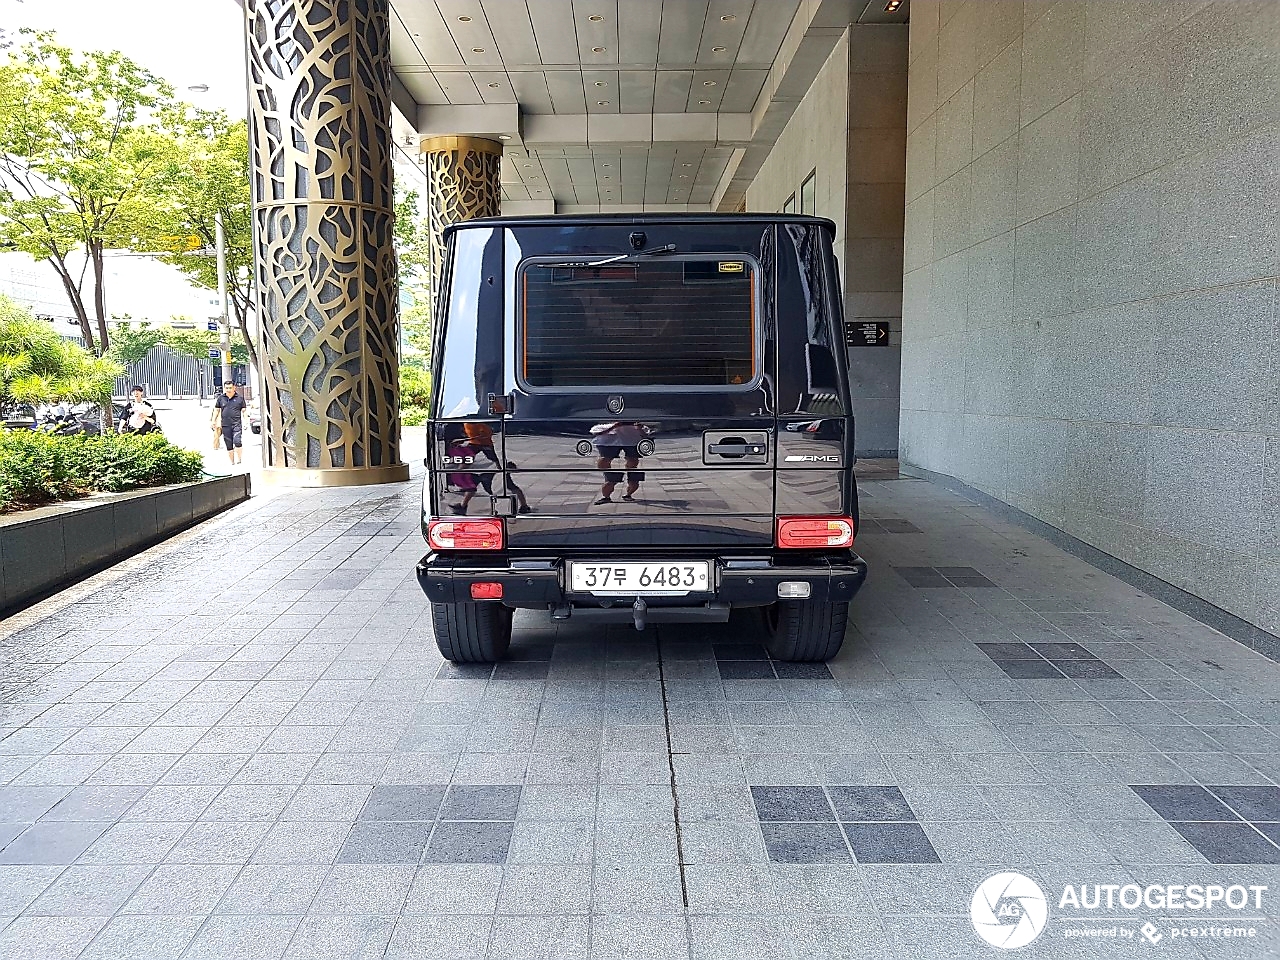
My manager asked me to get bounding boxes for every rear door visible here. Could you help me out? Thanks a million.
[500,223,776,550]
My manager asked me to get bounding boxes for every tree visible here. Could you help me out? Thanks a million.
[106,320,164,365]
[0,31,190,356]
[0,294,120,414]
[160,324,250,366]
[161,115,258,369]
[394,186,432,420]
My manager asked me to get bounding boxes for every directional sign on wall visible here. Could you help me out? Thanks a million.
[845,320,890,347]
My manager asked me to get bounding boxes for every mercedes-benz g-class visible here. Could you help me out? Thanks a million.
[416,214,867,662]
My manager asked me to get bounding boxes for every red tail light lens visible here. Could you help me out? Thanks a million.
[470,581,503,599]
[776,516,855,549]
[427,518,504,551]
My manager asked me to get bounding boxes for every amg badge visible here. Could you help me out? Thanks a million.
[785,454,841,463]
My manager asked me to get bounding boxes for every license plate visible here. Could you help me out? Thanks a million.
[568,561,711,596]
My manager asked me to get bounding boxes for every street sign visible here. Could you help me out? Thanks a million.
[207,320,219,331]
[208,348,221,360]
[845,320,890,347]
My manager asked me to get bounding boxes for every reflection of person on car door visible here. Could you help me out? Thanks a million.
[451,422,531,516]
[591,421,649,505]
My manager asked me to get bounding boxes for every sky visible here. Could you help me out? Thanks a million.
[0,0,248,117]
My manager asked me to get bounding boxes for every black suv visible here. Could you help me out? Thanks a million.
[416,214,867,662]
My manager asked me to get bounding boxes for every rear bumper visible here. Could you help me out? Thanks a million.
[415,552,868,610]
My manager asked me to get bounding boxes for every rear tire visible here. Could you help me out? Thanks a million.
[431,601,513,663]
[761,600,848,662]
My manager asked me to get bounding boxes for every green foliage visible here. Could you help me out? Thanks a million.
[0,295,120,413]
[159,115,257,368]
[394,188,431,287]
[106,321,164,365]
[0,30,195,355]
[161,325,250,365]
[0,430,204,511]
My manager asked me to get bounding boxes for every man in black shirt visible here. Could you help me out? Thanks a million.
[213,382,247,466]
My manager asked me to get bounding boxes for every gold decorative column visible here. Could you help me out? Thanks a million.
[244,0,408,485]
[420,136,503,306]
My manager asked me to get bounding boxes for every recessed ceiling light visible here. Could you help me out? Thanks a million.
[680,175,689,179]
[712,46,726,53]
[526,164,535,168]
[884,0,902,10]
[412,32,421,37]
[592,46,606,53]
[698,99,711,105]
[703,80,717,86]
[472,47,485,53]
[488,82,500,88]
[597,100,609,105]
[589,14,604,21]
[682,162,692,167]
[595,80,607,86]
[603,162,612,167]
[498,134,511,140]
[721,14,736,21]
[458,15,471,21]
[603,176,611,180]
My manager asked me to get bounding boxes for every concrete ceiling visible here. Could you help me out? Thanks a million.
[390,0,909,211]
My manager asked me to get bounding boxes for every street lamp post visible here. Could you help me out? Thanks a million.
[215,211,232,386]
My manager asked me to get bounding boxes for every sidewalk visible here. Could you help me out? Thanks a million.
[0,467,1277,958]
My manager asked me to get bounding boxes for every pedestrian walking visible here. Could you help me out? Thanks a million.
[213,381,247,467]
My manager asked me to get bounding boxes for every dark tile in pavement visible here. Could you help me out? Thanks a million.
[1053,659,1124,680]
[41,786,145,822]
[1132,785,1239,822]
[949,576,997,588]
[750,786,834,822]
[894,567,950,588]
[1255,823,1280,846]
[977,642,1038,660]
[877,519,922,533]
[435,662,494,680]
[935,567,982,578]
[359,785,446,822]
[772,662,833,680]
[438,785,522,822]
[993,659,1065,679]
[494,661,550,680]
[828,786,916,822]
[0,821,106,864]
[1169,822,1280,864]
[712,643,768,661]
[336,822,430,864]
[423,821,514,864]
[1029,642,1098,660]
[759,822,851,864]
[717,661,776,680]
[1210,786,1280,822]
[843,822,941,864]
[507,641,556,661]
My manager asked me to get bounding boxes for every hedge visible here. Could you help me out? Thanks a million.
[0,430,205,512]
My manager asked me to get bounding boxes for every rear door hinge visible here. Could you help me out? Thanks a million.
[487,392,515,416]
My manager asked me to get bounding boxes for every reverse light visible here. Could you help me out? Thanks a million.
[777,581,812,598]
[776,516,855,549]
[470,581,503,599]
[427,518,505,551]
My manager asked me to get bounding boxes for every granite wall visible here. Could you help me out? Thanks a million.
[901,0,1279,636]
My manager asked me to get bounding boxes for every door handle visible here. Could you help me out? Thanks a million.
[708,442,765,458]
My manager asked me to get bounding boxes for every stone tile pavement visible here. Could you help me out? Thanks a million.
[1,468,1279,958]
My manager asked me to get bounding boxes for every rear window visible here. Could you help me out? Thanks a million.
[520,257,757,388]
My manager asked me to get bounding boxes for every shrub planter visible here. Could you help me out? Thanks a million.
[0,473,250,616]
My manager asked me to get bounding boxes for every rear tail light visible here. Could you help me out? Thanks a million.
[470,581,503,599]
[776,516,855,549]
[427,518,505,551]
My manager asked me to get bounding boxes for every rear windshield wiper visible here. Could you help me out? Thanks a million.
[583,243,677,267]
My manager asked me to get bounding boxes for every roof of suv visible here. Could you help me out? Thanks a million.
[442,212,837,240]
